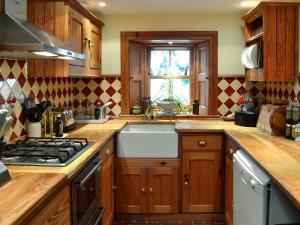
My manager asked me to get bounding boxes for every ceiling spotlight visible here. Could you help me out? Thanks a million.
[240,1,259,8]
[168,41,174,45]
[99,2,106,7]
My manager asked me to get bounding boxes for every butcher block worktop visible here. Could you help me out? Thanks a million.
[1,118,300,224]
[0,172,67,225]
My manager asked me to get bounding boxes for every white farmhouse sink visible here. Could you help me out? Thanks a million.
[117,124,178,158]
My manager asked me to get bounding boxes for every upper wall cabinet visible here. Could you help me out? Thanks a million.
[243,2,299,81]
[27,0,103,77]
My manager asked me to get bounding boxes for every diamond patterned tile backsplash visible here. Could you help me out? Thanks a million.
[0,59,73,141]
[217,77,266,116]
[2,58,275,141]
[73,77,121,116]
[266,78,300,104]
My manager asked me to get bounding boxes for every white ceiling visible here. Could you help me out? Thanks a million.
[78,0,255,16]
[79,0,300,17]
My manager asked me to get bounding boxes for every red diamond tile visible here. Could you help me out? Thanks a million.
[17,73,26,87]
[18,60,26,69]
[57,89,62,98]
[224,98,235,109]
[106,77,116,85]
[10,131,18,141]
[6,59,15,69]
[37,90,43,100]
[106,86,116,97]
[237,86,246,95]
[249,86,259,97]
[94,87,102,96]
[81,78,91,85]
[19,111,26,125]
[28,77,35,87]
[82,87,92,97]
[224,86,235,97]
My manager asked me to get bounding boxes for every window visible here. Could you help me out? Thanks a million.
[149,48,191,105]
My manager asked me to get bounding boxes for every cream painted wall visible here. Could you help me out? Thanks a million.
[101,13,245,76]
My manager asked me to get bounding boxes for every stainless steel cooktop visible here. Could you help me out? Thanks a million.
[1,138,94,166]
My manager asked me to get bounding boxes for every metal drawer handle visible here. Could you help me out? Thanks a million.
[197,140,207,147]
[229,148,234,154]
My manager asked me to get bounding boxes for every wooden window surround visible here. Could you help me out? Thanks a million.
[121,31,218,115]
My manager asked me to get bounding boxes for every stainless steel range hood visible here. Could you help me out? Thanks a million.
[0,0,85,60]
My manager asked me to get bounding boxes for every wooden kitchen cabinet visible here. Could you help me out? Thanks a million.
[101,154,114,225]
[116,166,147,213]
[181,133,223,213]
[27,0,103,77]
[115,159,179,214]
[148,166,178,213]
[224,137,238,225]
[243,2,299,81]
[27,185,71,225]
[100,138,115,225]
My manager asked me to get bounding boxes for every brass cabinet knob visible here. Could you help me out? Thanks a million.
[141,188,146,192]
[149,188,153,192]
[112,186,117,190]
[197,140,207,147]
[106,149,110,155]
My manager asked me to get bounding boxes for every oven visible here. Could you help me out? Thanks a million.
[72,153,104,225]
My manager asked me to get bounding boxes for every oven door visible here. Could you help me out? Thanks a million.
[72,154,104,225]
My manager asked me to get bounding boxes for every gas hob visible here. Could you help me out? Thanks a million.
[1,138,94,166]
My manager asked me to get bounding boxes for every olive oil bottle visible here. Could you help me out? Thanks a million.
[44,105,53,137]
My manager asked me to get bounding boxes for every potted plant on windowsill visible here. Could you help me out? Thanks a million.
[153,78,187,115]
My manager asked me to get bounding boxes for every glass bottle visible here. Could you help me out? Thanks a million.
[293,106,299,124]
[286,124,291,139]
[55,114,63,137]
[44,106,53,138]
[295,123,300,142]
[286,104,293,124]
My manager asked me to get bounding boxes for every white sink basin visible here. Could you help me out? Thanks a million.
[117,124,178,158]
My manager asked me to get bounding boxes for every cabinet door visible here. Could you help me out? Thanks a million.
[182,151,222,213]
[28,185,71,225]
[69,9,86,68]
[116,166,147,213]
[148,167,178,213]
[89,22,101,73]
[101,155,114,225]
[225,154,233,225]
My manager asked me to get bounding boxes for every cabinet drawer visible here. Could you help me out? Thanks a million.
[100,138,114,162]
[182,134,222,151]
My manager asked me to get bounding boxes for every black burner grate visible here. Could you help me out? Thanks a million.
[1,137,92,166]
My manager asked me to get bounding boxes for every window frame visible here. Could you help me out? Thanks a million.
[146,46,195,104]
[120,31,218,116]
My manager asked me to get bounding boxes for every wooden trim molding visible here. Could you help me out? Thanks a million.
[121,31,218,115]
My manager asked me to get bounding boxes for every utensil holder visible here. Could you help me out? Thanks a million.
[27,122,42,138]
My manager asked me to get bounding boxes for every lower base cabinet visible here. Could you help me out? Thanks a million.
[182,151,222,213]
[115,159,179,214]
[28,185,71,225]
[101,154,115,225]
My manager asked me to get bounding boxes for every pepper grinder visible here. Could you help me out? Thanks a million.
[192,100,200,115]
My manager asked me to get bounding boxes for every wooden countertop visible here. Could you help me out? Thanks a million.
[0,172,66,225]
[8,120,127,179]
[176,120,300,211]
[2,118,300,224]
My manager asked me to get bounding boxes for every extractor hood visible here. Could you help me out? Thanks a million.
[0,0,85,60]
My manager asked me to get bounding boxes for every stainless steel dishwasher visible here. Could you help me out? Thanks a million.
[233,150,300,225]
